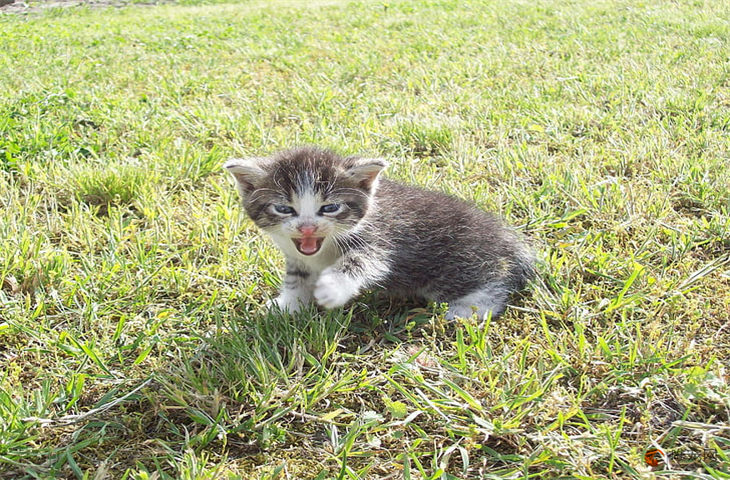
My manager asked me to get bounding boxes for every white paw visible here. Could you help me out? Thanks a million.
[445,303,496,321]
[267,294,305,313]
[444,306,474,321]
[314,271,359,309]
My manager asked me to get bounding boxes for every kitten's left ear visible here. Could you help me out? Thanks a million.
[345,157,388,190]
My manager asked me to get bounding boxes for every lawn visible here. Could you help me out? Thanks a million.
[1,0,729,478]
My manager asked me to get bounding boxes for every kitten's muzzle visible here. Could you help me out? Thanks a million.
[292,236,325,256]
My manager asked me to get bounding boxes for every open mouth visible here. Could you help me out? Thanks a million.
[292,237,325,256]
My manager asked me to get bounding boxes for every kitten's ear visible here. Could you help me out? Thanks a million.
[345,157,388,190]
[223,157,266,196]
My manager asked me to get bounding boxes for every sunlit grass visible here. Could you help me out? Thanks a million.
[1,0,729,478]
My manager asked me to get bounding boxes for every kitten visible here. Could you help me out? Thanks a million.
[224,146,535,319]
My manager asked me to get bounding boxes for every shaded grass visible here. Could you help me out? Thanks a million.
[1,0,729,478]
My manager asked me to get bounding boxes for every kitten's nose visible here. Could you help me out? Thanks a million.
[297,224,318,236]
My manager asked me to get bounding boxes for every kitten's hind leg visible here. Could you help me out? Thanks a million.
[444,283,509,321]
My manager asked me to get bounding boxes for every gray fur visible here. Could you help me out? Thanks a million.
[224,146,535,319]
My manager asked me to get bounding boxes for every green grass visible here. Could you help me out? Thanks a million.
[1,0,729,478]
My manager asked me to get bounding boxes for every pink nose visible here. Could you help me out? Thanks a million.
[297,224,318,236]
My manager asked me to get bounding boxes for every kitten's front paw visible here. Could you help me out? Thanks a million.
[314,271,359,309]
[267,294,305,313]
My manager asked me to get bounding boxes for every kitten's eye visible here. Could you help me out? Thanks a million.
[319,204,341,214]
[273,205,296,215]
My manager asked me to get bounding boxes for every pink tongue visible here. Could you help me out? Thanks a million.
[299,237,319,254]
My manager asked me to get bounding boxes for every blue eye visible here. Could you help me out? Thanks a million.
[274,205,296,215]
[319,204,340,214]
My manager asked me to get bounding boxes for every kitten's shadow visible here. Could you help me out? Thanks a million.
[254,287,533,355]
[327,292,450,350]
[351,291,434,324]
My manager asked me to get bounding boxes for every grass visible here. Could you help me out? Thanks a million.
[1,0,729,478]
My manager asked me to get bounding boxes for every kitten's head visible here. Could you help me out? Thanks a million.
[224,147,387,257]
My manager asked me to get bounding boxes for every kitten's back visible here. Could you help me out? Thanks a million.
[365,179,535,306]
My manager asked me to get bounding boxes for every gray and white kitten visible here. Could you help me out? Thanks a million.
[224,147,534,319]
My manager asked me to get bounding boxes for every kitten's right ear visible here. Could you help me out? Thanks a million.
[223,158,266,196]
[344,157,388,191]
